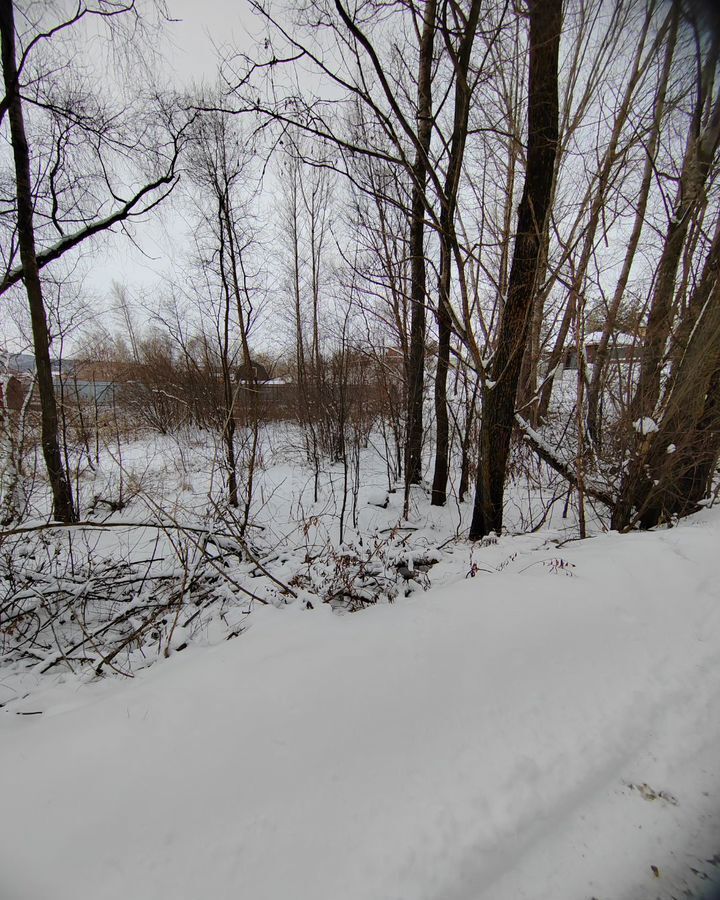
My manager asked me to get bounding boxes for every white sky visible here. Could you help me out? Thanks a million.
[160,0,258,85]
[81,0,261,311]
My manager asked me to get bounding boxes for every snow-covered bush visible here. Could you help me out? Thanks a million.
[289,529,439,611]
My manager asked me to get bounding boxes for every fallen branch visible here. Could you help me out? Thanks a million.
[515,414,615,509]
[0,519,262,540]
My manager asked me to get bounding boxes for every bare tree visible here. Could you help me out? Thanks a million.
[0,1,186,521]
[430,0,489,506]
[0,0,74,521]
[404,0,437,508]
[536,0,672,423]
[612,218,720,528]
[469,0,561,539]
[631,30,720,422]
[586,3,679,444]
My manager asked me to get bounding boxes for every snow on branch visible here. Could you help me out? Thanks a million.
[0,171,178,297]
[515,414,615,509]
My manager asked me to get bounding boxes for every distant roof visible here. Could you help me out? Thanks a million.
[0,352,35,373]
[584,331,637,346]
[50,358,79,373]
[237,361,271,382]
[0,352,82,373]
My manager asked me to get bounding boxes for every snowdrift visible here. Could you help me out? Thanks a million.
[1,512,719,900]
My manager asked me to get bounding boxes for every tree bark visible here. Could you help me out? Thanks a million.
[458,373,480,503]
[631,37,720,421]
[431,0,483,506]
[536,1,661,423]
[217,201,239,508]
[612,258,720,529]
[404,0,437,512]
[587,7,677,445]
[469,0,560,539]
[0,0,75,523]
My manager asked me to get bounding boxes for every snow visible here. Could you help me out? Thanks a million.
[2,508,720,900]
[365,487,390,507]
[584,330,637,346]
[633,416,659,435]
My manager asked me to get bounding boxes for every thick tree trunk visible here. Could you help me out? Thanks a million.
[404,0,437,510]
[0,0,75,523]
[676,367,720,513]
[469,0,560,539]
[517,274,545,426]
[618,306,720,529]
[631,40,720,421]
[669,212,720,367]
[613,226,720,529]
[611,41,720,530]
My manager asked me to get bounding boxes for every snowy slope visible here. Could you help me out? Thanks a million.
[1,513,720,900]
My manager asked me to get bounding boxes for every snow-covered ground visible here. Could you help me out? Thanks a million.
[2,500,719,899]
[0,423,603,700]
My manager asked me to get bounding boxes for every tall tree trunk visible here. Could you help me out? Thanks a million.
[613,252,720,529]
[536,1,662,423]
[404,0,437,512]
[517,263,545,426]
[0,0,75,523]
[220,187,260,534]
[631,36,720,421]
[432,253,452,505]
[469,0,561,539]
[676,366,720,513]
[458,373,480,503]
[612,40,720,530]
[670,212,720,365]
[217,205,239,508]
[431,0,483,507]
[587,6,677,445]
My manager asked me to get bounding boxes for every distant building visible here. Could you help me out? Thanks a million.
[562,331,639,370]
[235,359,294,409]
[1,350,120,411]
[0,349,34,411]
[1,351,35,374]
[55,377,118,406]
[237,361,271,383]
[0,374,30,412]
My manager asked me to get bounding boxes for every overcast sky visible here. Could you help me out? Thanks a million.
[81,0,262,314]
[161,0,257,85]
